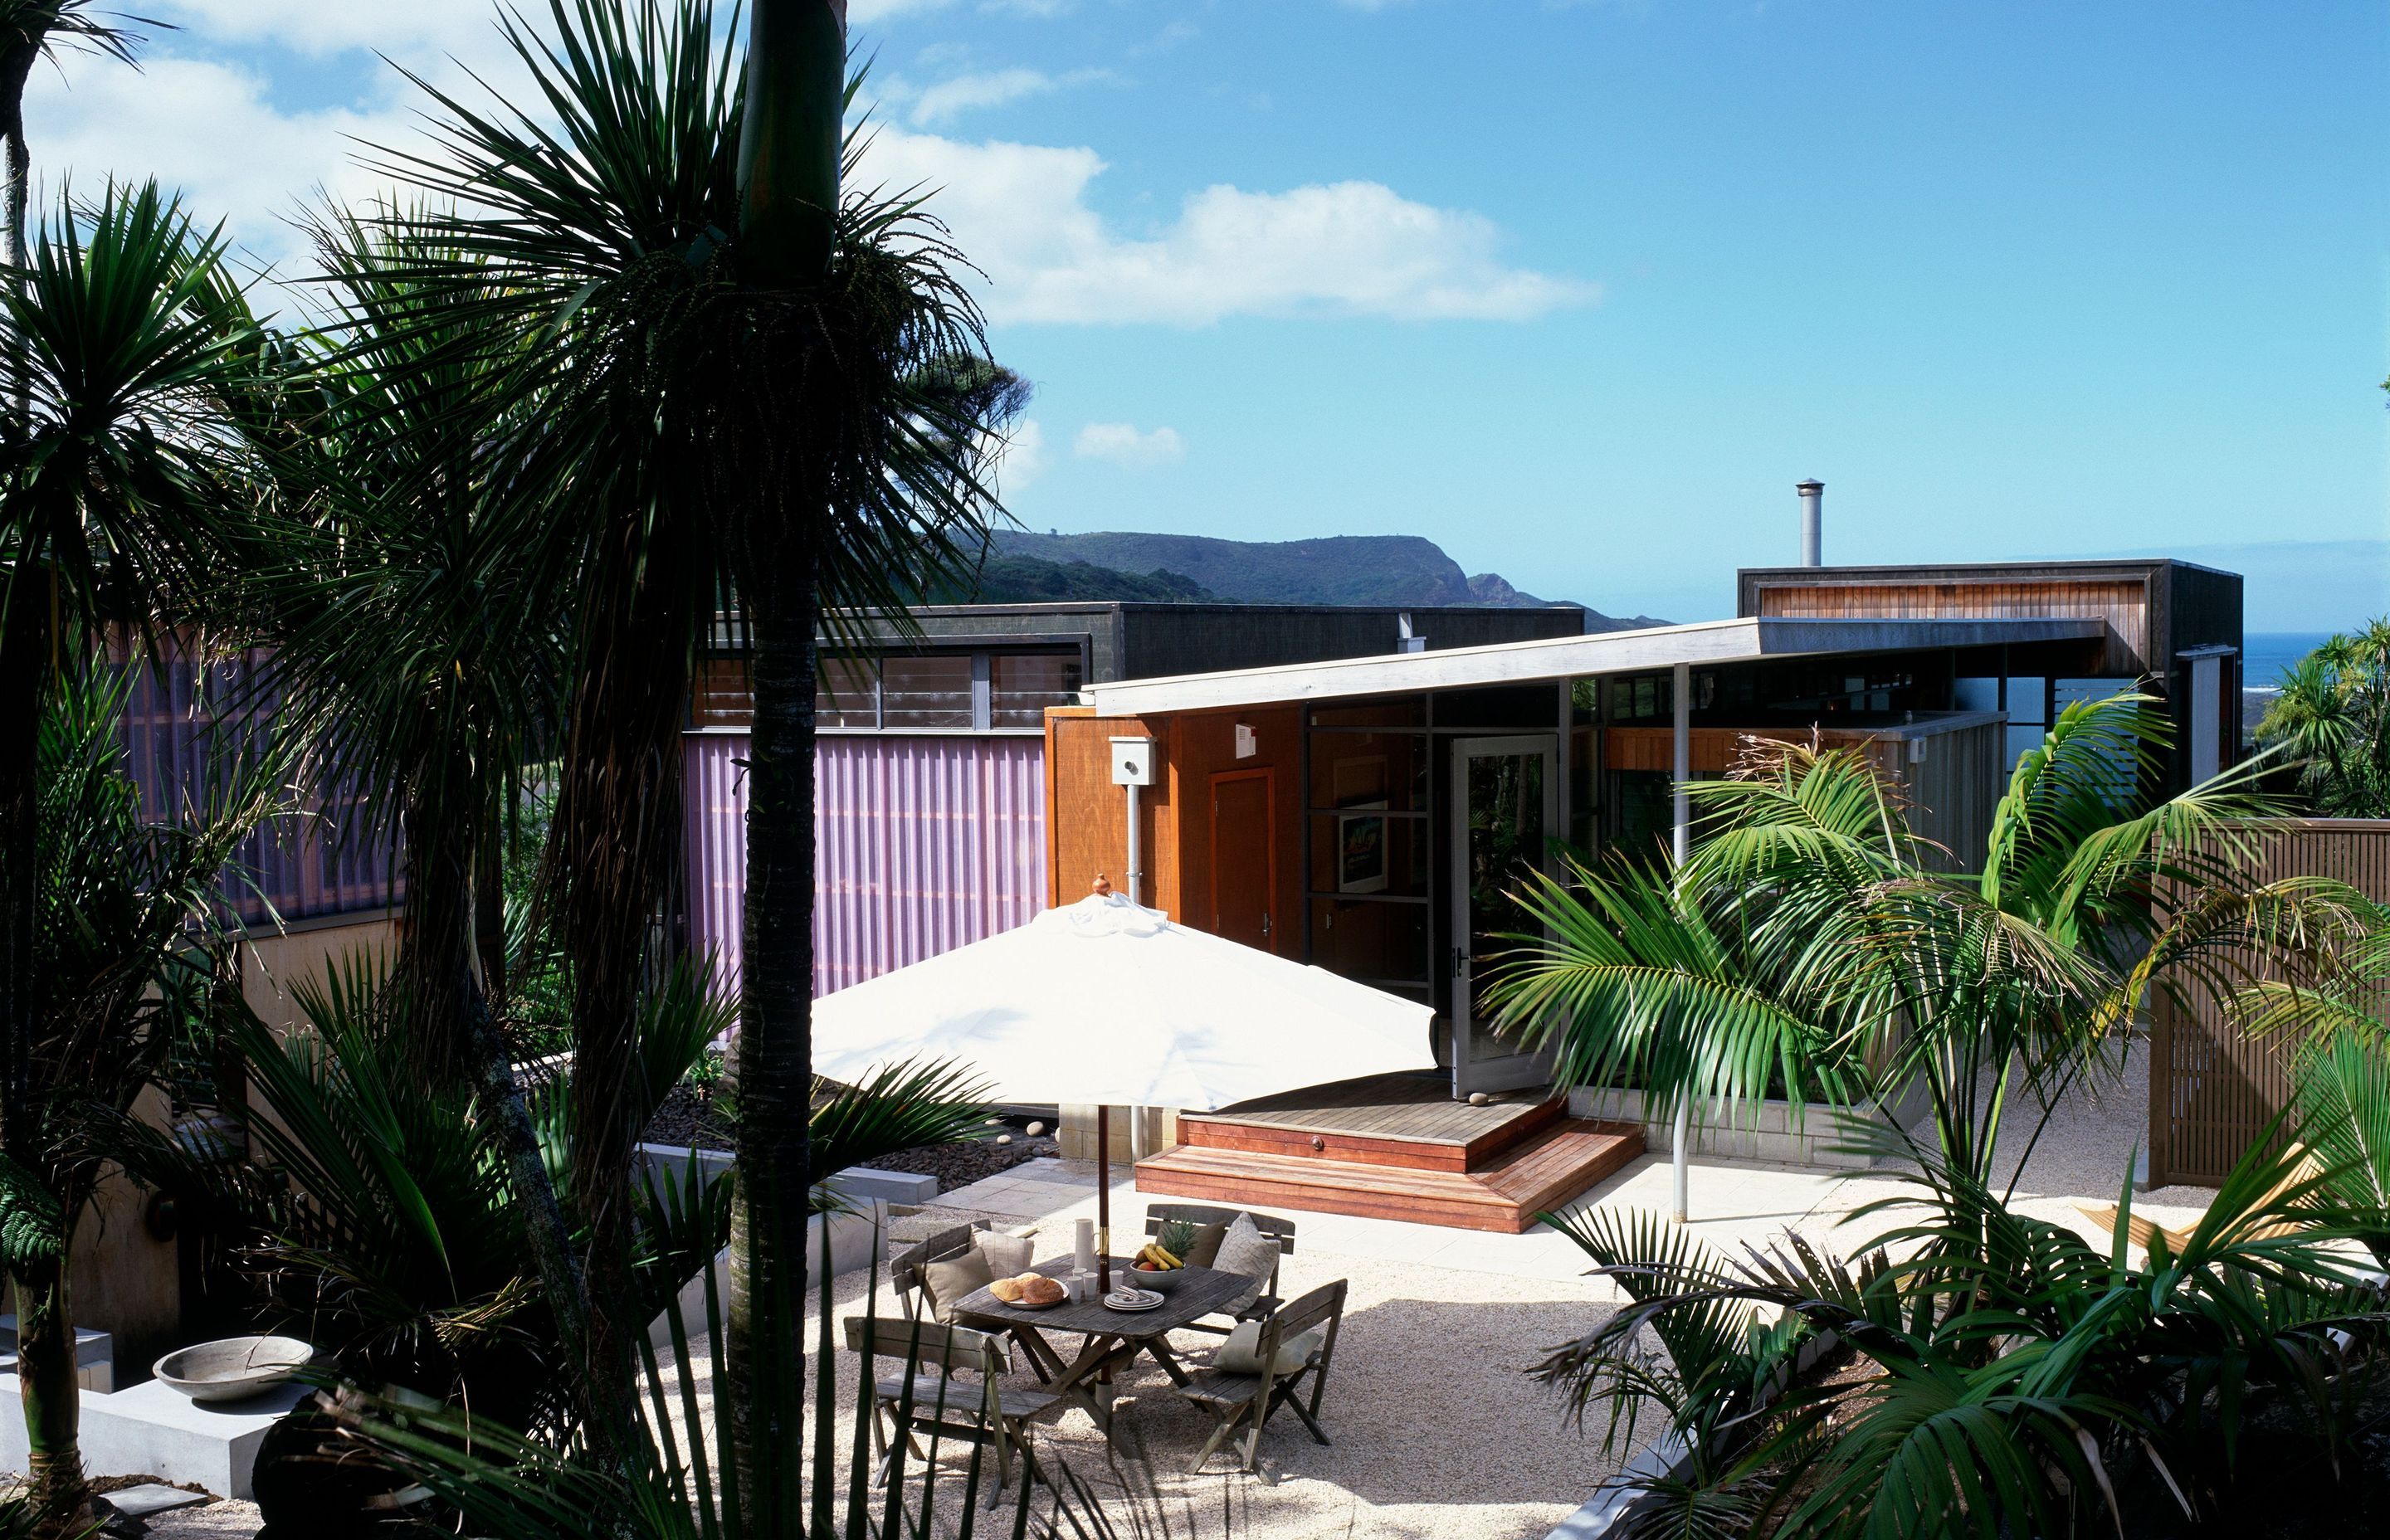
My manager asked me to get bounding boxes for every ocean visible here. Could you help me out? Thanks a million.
[2244,631,2337,690]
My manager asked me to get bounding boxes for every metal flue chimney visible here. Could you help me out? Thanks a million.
[1796,480,1824,567]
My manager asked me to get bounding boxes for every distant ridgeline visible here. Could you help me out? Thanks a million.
[959,530,1666,631]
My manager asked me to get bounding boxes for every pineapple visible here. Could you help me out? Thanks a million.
[1154,1219,1201,1268]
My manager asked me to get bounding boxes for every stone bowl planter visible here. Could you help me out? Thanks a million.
[152,1336,315,1401]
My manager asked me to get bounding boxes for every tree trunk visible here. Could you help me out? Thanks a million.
[461,962,593,1403]
[399,792,597,1413]
[728,588,816,1537]
[476,826,507,1004]
[397,796,481,1086]
[729,5,844,1531]
[14,1253,87,1536]
[554,519,698,1459]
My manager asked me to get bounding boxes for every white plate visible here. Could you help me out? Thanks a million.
[1103,1289,1164,1312]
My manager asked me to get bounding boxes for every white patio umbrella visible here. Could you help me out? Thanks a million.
[810,889,1436,1288]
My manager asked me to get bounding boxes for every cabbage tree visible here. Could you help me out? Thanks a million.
[361,0,1021,1504]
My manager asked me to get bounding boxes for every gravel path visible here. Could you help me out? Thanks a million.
[112,1051,2217,1539]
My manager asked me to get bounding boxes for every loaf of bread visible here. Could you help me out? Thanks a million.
[989,1275,1027,1304]
[1016,1274,1066,1306]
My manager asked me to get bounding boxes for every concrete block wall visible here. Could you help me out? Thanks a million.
[1057,1104,1178,1162]
[1570,1084,1927,1169]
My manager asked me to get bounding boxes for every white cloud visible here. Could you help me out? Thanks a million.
[22,16,1587,337]
[854,0,1073,22]
[852,0,955,22]
[904,66,1109,127]
[993,417,1047,491]
[1074,422,1184,467]
[855,127,1593,325]
[157,0,513,66]
[22,54,400,280]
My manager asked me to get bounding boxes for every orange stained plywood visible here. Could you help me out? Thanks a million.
[1045,707,1178,914]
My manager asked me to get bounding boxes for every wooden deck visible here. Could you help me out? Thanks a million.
[1139,1073,1644,1233]
[1184,1072,1562,1173]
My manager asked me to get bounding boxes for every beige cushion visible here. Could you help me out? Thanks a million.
[975,1232,1035,1275]
[919,1251,994,1324]
[1214,1318,1321,1376]
[1180,1222,1227,1270]
[1211,1215,1280,1314]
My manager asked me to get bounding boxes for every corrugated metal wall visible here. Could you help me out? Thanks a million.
[682,733,1047,997]
[2149,820,2390,1186]
[121,651,401,926]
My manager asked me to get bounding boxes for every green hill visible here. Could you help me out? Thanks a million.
[961,554,1216,603]
[987,530,1664,628]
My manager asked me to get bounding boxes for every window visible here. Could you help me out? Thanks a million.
[696,646,1080,731]
[691,657,750,727]
[817,655,878,729]
[878,653,974,730]
[989,653,1084,729]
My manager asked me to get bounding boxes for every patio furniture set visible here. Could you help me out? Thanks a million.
[855,1203,1346,1499]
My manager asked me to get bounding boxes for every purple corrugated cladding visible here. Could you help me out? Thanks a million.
[682,732,1047,997]
[120,649,402,926]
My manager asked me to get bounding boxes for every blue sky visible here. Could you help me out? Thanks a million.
[25,1,2388,626]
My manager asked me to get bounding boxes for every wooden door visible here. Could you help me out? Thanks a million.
[1210,769,1276,952]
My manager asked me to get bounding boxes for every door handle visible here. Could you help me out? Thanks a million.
[1261,912,1271,937]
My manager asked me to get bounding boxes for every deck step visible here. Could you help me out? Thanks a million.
[1134,1118,1644,1234]
[1178,1094,1563,1173]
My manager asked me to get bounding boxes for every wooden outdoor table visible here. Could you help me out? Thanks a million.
[954,1257,1251,1440]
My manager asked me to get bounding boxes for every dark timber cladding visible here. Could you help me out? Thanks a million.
[2149,820,2390,1187]
[1737,558,2244,794]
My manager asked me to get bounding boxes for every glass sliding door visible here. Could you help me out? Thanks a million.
[1449,734,1560,1095]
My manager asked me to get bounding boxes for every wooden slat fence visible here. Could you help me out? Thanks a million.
[2148,820,2390,1187]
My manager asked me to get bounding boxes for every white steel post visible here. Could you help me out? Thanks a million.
[1671,660,1692,1223]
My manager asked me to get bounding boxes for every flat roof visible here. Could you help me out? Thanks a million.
[1080,615,2106,716]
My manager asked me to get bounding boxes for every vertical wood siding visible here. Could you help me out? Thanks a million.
[1753,578,2150,675]
[682,732,1047,997]
[2149,821,2390,1187]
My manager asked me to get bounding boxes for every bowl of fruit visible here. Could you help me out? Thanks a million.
[1133,1220,1201,1289]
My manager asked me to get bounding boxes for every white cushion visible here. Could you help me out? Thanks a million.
[975,1231,1035,1275]
[1215,1318,1320,1376]
[1211,1215,1280,1314]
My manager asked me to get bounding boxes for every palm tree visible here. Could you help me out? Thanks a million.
[15,666,275,1530]
[1489,694,2358,1206]
[358,1,1020,1488]
[1494,701,2390,1533]
[224,209,604,1385]
[0,4,150,269]
[0,180,261,1530]
[2255,621,2390,816]
[0,13,161,1247]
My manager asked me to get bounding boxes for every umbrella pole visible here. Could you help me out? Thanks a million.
[1097,1105,1112,1294]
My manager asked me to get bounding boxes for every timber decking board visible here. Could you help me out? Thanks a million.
[1178,1097,1564,1172]
[1134,1119,1644,1234]
[1193,1072,1558,1147]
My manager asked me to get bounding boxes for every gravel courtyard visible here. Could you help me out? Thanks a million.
[145,1051,2212,1540]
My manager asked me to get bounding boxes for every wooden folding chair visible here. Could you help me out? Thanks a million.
[1177,1279,1346,1479]
[887,1222,988,1322]
[2075,1142,2325,1253]
[844,1315,1058,1506]
[1144,1202,1298,1334]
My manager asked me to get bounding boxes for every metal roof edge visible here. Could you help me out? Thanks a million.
[1081,616,2104,717]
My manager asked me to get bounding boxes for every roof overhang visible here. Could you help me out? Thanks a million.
[1080,616,2108,717]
